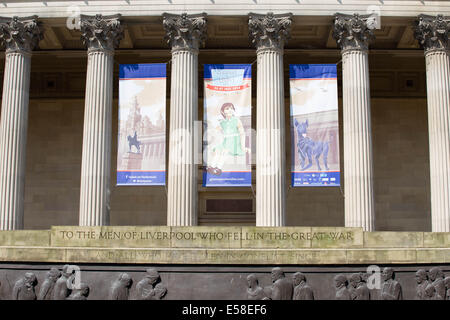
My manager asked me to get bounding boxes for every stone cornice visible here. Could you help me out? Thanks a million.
[162,12,207,52]
[414,14,450,53]
[333,13,375,52]
[248,12,292,53]
[80,14,123,53]
[0,15,43,54]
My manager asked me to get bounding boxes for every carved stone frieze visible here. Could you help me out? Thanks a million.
[162,12,207,52]
[332,13,375,52]
[248,12,292,53]
[12,272,37,300]
[414,14,450,53]
[0,16,43,54]
[80,14,123,53]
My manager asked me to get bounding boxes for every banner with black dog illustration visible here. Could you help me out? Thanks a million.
[203,64,252,187]
[290,64,340,186]
[117,64,166,185]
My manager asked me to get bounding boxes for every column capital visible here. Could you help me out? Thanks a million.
[414,14,450,54]
[80,14,123,53]
[248,12,292,53]
[163,12,207,53]
[332,13,375,52]
[0,16,43,54]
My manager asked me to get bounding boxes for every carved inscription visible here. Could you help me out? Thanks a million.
[57,230,355,242]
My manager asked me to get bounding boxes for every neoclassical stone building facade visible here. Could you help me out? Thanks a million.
[0,1,449,232]
[0,0,448,301]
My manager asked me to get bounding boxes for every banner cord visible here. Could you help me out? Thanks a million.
[251,59,257,66]
[339,184,345,198]
[251,184,256,199]
[336,59,342,65]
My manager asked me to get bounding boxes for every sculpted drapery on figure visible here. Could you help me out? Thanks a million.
[248,12,292,53]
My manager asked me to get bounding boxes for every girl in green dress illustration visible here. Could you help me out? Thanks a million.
[206,102,250,175]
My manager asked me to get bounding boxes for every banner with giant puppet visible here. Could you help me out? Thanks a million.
[203,64,252,187]
[290,64,340,187]
[117,63,166,186]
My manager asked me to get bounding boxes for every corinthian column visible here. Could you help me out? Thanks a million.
[78,14,123,226]
[163,13,206,226]
[333,14,375,231]
[0,16,42,230]
[415,15,450,232]
[249,12,292,226]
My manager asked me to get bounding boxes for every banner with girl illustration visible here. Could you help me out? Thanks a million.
[117,63,166,186]
[290,64,340,187]
[203,64,252,187]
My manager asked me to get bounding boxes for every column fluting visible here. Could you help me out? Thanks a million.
[0,16,42,230]
[163,13,206,226]
[415,14,450,231]
[78,14,123,226]
[333,13,375,231]
[249,12,292,226]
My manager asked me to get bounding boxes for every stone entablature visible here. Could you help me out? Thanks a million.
[0,1,448,18]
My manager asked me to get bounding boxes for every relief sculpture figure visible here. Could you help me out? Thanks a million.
[38,267,61,300]
[292,272,314,300]
[334,274,351,300]
[381,267,402,300]
[270,267,293,300]
[348,273,370,300]
[52,265,74,300]
[109,273,133,300]
[415,269,429,300]
[246,274,267,300]
[444,276,450,300]
[12,272,37,300]
[136,268,167,300]
[429,267,445,300]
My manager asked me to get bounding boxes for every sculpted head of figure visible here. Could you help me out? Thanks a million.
[382,267,394,281]
[293,272,306,287]
[429,267,441,281]
[145,268,160,285]
[334,274,347,289]
[24,272,37,288]
[247,274,258,288]
[62,264,73,277]
[271,267,284,283]
[349,273,361,288]
[415,269,428,284]
[119,273,132,288]
[47,267,61,282]
[360,272,369,283]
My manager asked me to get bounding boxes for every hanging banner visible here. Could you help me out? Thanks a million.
[117,63,166,186]
[203,64,252,187]
[290,64,340,186]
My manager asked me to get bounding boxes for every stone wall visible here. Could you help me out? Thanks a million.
[21,96,430,230]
